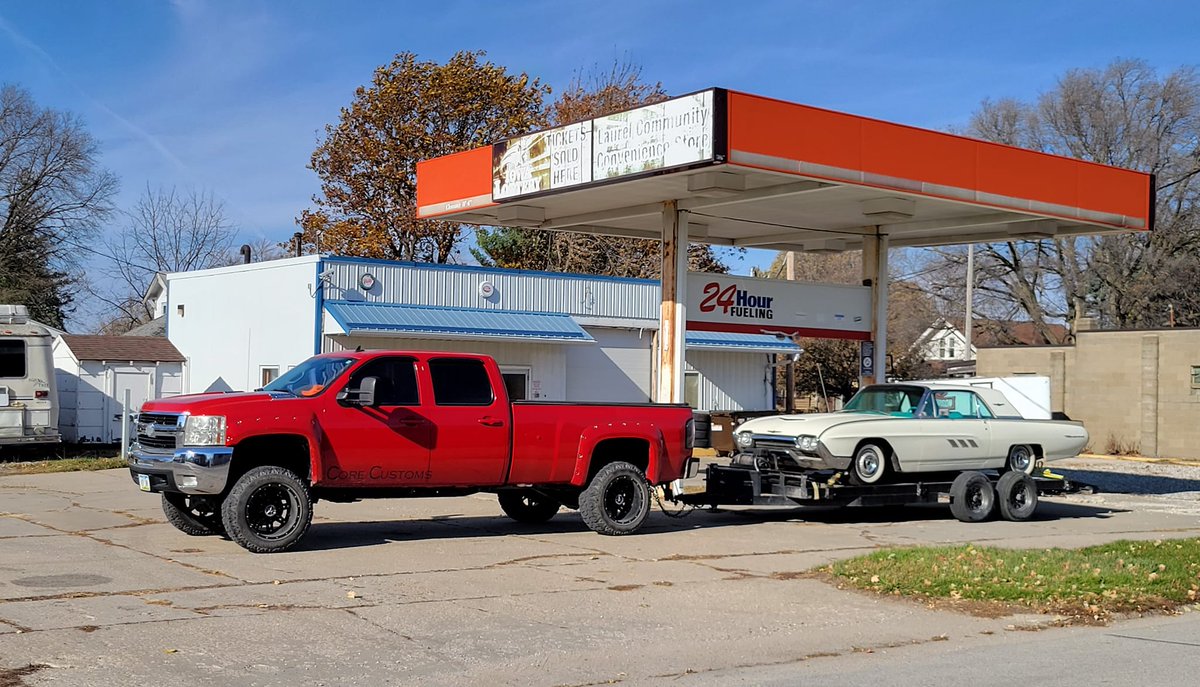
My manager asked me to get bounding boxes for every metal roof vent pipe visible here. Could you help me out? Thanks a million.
[240,244,252,264]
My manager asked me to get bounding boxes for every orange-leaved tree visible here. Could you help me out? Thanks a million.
[299,51,548,262]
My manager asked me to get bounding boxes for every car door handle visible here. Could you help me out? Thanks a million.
[478,417,504,427]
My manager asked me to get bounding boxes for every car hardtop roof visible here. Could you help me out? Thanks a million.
[863,382,989,394]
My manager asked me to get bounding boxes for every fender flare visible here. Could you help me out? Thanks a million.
[570,423,668,487]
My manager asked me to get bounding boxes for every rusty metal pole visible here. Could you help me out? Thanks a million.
[657,201,687,404]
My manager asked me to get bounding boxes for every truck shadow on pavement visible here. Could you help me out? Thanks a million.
[293,501,1123,552]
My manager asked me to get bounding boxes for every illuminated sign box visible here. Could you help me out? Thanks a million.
[687,273,872,339]
[492,89,723,201]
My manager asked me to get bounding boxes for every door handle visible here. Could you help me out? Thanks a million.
[478,417,504,427]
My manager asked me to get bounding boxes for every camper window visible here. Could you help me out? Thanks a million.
[0,340,25,378]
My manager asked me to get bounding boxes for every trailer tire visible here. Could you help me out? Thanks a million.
[949,471,995,522]
[579,461,651,536]
[996,472,1038,521]
[1005,444,1037,475]
[848,442,890,485]
[221,466,313,553]
[498,490,560,523]
[162,493,225,536]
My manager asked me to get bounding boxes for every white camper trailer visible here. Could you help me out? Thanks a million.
[0,305,60,446]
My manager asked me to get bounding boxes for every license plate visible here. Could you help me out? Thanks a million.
[712,424,724,431]
[138,473,151,492]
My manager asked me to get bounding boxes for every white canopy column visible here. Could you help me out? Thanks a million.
[657,201,689,403]
[861,230,889,386]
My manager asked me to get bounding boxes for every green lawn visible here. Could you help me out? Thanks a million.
[0,456,126,475]
[823,539,1200,621]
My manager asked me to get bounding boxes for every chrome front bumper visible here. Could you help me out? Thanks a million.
[128,443,233,495]
[733,442,852,472]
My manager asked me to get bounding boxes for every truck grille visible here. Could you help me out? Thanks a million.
[137,412,182,451]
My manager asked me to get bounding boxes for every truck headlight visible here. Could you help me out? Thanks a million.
[796,435,818,452]
[183,415,227,446]
[736,432,754,449]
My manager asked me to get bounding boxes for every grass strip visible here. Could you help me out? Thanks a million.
[0,457,127,475]
[822,538,1200,621]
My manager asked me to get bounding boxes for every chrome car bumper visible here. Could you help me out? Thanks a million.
[733,442,851,472]
[128,443,233,495]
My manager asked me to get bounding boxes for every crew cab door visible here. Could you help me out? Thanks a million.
[423,357,510,486]
[319,356,432,486]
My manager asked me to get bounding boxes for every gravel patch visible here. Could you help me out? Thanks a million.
[1055,457,1200,497]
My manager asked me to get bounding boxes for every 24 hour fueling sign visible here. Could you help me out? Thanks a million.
[491,90,717,201]
[687,274,872,339]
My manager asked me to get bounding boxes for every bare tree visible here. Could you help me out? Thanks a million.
[926,60,1200,332]
[0,85,117,327]
[95,185,236,332]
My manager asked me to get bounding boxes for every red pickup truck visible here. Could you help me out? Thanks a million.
[128,351,695,552]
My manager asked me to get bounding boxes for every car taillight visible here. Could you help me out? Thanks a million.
[35,390,48,399]
[684,418,695,450]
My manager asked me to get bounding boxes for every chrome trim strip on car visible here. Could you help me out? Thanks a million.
[128,443,233,495]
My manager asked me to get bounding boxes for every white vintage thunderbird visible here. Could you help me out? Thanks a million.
[733,383,1088,484]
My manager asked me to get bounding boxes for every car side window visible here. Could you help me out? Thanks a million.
[429,358,494,406]
[348,357,419,406]
[932,390,992,419]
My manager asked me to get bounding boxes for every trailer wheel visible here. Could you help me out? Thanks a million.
[996,472,1038,521]
[949,471,995,522]
[1005,444,1037,475]
[162,493,225,536]
[221,466,313,553]
[498,490,560,523]
[848,443,890,485]
[579,461,651,536]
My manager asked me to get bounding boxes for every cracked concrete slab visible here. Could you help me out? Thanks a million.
[1,466,1198,686]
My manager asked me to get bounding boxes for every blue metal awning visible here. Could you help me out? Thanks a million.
[325,301,594,343]
[685,331,802,354]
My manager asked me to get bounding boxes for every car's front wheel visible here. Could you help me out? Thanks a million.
[221,466,313,553]
[848,442,890,485]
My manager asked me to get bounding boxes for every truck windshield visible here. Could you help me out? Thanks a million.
[263,356,354,397]
[843,386,925,415]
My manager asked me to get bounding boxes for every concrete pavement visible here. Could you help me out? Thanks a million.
[0,464,1197,686]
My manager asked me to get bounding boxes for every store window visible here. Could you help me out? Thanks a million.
[1191,365,1200,389]
[684,371,701,409]
[501,368,529,401]
[260,366,279,388]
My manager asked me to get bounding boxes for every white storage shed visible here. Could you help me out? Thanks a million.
[53,335,186,443]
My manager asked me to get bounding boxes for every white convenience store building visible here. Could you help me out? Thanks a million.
[160,255,819,411]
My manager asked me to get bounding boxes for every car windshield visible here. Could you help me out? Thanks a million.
[262,356,354,397]
[843,386,925,415]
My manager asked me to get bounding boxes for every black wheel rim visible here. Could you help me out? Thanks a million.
[185,496,217,520]
[244,483,301,541]
[604,475,641,524]
[1009,483,1031,510]
[967,484,985,511]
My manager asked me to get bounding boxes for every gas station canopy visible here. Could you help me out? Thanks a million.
[415,87,1154,403]
[416,88,1153,251]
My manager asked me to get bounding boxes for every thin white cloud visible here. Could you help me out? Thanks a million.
[0,12,191,174]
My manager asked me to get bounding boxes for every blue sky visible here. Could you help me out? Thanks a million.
[2,0,1198,328]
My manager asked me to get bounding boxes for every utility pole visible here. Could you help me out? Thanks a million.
[785,251,796,413]
[965,244,974,361]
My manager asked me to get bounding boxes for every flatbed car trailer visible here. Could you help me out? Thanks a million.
[676,462,1096,523]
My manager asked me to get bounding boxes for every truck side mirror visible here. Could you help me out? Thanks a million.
[339,376,378,407]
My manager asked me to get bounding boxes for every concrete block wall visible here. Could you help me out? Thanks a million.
[977,328,1200,459]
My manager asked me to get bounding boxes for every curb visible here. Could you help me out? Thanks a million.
[1074,453,1200,468]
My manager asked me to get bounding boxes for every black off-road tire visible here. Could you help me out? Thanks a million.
[498,490,560,523]
[220,466,313,553]
[847,442,890,486]
[949,471,995,523]
[579,461,651,536]
[996,471,1038,521]
[162,493,225,536]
